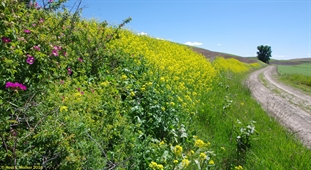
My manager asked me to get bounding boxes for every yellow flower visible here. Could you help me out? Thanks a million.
[235,165,243,170]
[173,160,178,164]
[159,141,165,146]
[209,160,214,165]
[205,142,211,147]
[121,75,127,80]
[160,77,165,82]
[181,159,190,168]
[157,164,164,170]
[74,92,82,98]
[60,106,68,112]
[199,153,207,160]
[190,150,194,154]
[149,161,158,169]
[130,91,135,97]
[161,107,165,111]
[100,81,109,87]
[194,139,205,148]
[173,145,183,156]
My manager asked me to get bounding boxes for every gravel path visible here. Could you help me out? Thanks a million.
[247,65,311,148]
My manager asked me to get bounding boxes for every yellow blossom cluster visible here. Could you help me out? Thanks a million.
[173,145,183,156]
[106,29,218,112]
[149,161,164,170]
[194,139,207,148]
[212,57,250,73]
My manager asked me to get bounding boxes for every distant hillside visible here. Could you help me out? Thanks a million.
[270,58,311,65]
[191,47,258,63]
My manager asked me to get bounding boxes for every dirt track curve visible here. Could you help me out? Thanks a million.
[247,65,311,148]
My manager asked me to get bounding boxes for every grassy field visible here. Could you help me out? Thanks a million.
[278,63,311,76]
[276,63,311,94]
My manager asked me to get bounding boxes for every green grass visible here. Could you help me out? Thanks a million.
[278,63,311,76]
[191,70,311,169]
[277,64,311,94]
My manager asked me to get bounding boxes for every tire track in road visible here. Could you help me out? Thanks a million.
[247,65,311,148]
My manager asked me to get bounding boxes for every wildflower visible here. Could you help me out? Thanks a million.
[39,18,44,23]
[53,45,62,51]
[209,160,215,165]
[5,82,27,91]
[160,77,165,82]
[181,159,190,168]
[26,54,35,64]
[190,150,194,154]
[194,139,205,148]
[74,92,82,98]
[130,91,135,97]
[149,161,158,169]
[235,165,243,170]
[33,45,40,51]
[24,29,31,34]
[173,160,178,164]
[173,145,183,156]
[78,58,83,62]
[199,153,207,160]
[52,49,59,56]
[1,37,11,43]
[157,164,164,170]
[60,106,68,112]
[205,142,211,147]
[48,0,53,2]
[100,81,109,87]
[121,75,127,80]
[67,68,73,75]
[63,52,68,57]
[159,141,165,146]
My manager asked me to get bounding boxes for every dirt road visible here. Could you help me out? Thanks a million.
[247,65,311,148]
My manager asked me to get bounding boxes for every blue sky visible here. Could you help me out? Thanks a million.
[64,0,310,60]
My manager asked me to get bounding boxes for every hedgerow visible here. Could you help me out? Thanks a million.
[0,0,257,169]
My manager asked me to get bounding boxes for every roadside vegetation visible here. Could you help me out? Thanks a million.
[1,1,311,169]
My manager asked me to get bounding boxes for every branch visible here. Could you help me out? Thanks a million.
[1,135,8,152]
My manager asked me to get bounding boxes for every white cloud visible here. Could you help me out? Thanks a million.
[137,32,147,36]
[217,44,222,46]
[156,37,165,40]
[184,42,203,46]
[273,54,289,60]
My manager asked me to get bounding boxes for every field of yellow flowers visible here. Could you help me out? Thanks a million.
[3,1,311,170]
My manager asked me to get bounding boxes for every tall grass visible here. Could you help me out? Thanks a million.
[192,70,311,169]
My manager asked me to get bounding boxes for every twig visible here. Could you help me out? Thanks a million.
[1,135,8,152]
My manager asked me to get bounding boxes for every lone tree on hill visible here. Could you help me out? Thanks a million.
[257,45,272,64]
